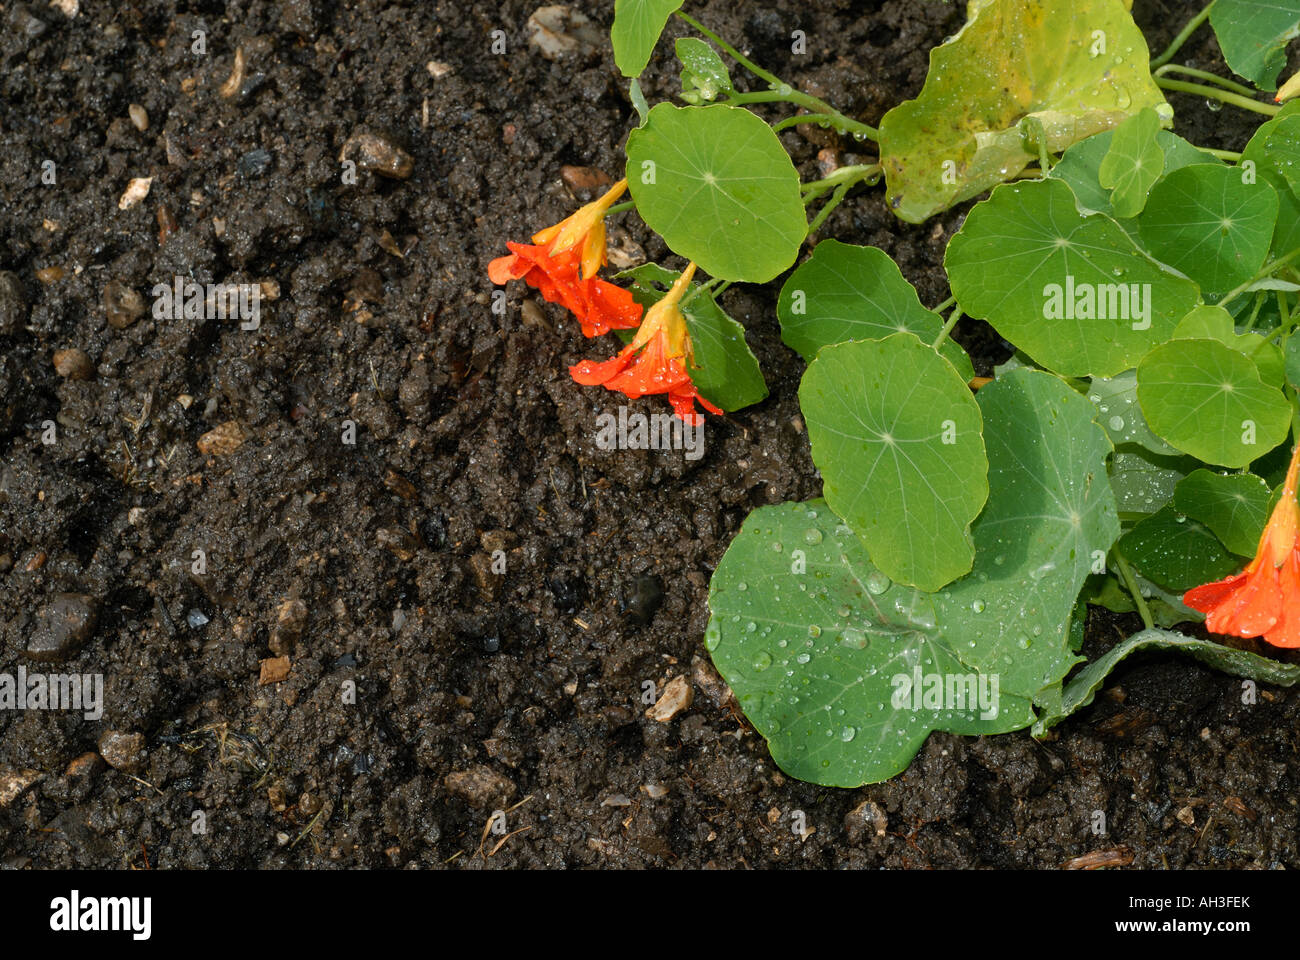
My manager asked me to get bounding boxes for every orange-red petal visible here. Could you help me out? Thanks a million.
[569,330,721,425]
[1183,573,1249,613]
[1202,565,1282,639]
[490,242,641,337]
[1264,551,1300,648]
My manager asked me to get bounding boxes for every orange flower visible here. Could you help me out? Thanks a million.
[488,179,641,337]
[569,262,722,425]
[1184,444,1300,648]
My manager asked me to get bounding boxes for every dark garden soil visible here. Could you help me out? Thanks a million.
[1,0,1298,869]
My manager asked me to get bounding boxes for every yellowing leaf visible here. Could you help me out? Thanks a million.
[880,0,1168,223]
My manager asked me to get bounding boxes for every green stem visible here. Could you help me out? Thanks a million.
[681,276,723,308]
[1155,77,1279,116]
[1200,147,1243,161]
[727,90,879,140]
[1114,549,1155,631]
[1151,1,1216,69]
[801,163,880,204]
[806,181,852,234]
[1222,246,1300,305]
[676,11,879,141]
[605,200,635,217]
[1154,64,1255,97]
[932,307,963,350]
[932,295,956,315]
[772,112,839,132]
[1242,290,1266,332]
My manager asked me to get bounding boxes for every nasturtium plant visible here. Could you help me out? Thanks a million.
[1209,0,1300,91]
[800,334,987,592]
[1136,164,1279,297]
[878,0,1168,223]
[1098,107,1165,217]
[1117,504,1240,592]
[1136,337,1291,467]
[620,264,767,411]
[675,37,731,102]
[488,0,1300,788]
[611,0,685,77]
[1173,468,1273,556]
[945,179,1200,377]
[1051,126,1219,218]
[776,240,974,380]
[710,370,1119,785]
[626,104,806,283]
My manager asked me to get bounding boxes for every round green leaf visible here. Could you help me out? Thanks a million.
[707,369,1118,786]
[1118,504,1239,592]
[777,240,974,380]
[1098,107,1164,218]
[626,103,806,283]
[611,0,684,77]
[800,333,988,592]
[1137,164,1279,297]
[878,0,1168,223]
[1173,468,1271,556]
[945,178,1200,377]
[1209,0,1300,90]
[1136,337,1291,467]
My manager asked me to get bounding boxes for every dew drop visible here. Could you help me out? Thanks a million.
[865,571,891,595]
[752,651,772,671]
[840,726,857,742]
[804,528,824,545]
[840,627,868,650]
[808,624,822,638]
[971,599,986,613]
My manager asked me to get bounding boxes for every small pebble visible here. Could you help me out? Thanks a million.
[219,47,246,99]
[128,103,148,131]
[339,129,413,180]
[259,656,292,685]
[118,176,153,210]
[52,347,92,380]
[98,730,147,773]
[103,280,145,329]
[444,765,516,808]
[377,527,418,562]
[0,768,42,808]
[647,675,693,722]
[270,598,307,655]
[196,420,245,456]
